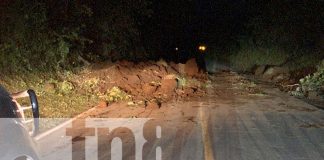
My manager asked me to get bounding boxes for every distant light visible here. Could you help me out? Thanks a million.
[175,47,179,51]
[198,45,207,52]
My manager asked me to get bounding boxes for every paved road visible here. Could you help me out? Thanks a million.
[37,72,324,160]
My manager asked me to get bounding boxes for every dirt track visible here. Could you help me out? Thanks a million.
[38,71,324,160]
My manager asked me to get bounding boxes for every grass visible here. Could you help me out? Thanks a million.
[228,43,322,73]
[285,52,322,71]
[0,70,99,118]
[176,75,205,89]
[229,47,289,71]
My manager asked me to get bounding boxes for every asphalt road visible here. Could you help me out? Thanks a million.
[37,72,324,160]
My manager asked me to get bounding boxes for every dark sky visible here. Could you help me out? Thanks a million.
[142,0,247,53]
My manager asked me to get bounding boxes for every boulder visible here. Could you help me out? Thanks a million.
[169,62,184,75]
[159,77,177,96]
[263,66,289,80]
[185,58,199,77]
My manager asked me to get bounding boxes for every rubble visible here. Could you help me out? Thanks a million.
[78,58,208,107]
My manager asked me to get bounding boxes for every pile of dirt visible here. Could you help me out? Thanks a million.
[78,58,208,108]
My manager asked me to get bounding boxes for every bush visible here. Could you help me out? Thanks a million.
[229,0,323,73]
[0,1,84,73]
[299,60,324,92]
[0,0,151,74]
[57,81,75,95]
[229,43,289,71]
[102,87,131,103]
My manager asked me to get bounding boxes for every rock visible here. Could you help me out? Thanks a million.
[142,83,157,95]
[127,101,136,106]
[170,62,185,75]
[254,65,266,76]
[98,101,108,108]
[160,78,177,96]
[185,58,199,77]
[263,66,289,80]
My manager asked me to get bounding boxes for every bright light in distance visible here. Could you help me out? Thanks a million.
[175,47,179,51]
[198,45,207,52]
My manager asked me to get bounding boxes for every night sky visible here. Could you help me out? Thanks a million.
[141,0,248,53]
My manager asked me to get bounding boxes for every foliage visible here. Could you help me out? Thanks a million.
[57,81,75,95]
[229,44,289,71]
[244,0,322,52]
[229,0,323,72]
[285,51,322,70]
[102,87,131,103]
[0,70,98,118]
[0,0,151,74]
[81,78,100,93]
[90,0,152,60]
[176,76,187,88]
[299,60,324,92]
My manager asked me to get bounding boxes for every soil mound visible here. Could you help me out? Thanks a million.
[79,59,208,107]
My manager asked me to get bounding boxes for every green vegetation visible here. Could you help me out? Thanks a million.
[101,87,131,103]
[176,76,204,89]
[176,76,188,88]
[0,0,151,117]
[299,60,324,92]
[226,1,323,72]
[81,78,100,93]
[0,70,99,118]
[230,45,289,71]
[0,0,151,74]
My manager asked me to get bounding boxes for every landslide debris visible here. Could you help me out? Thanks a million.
[73,58,208,108]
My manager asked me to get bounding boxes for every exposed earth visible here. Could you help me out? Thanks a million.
[70,58,208,109]
[37,70,324,160]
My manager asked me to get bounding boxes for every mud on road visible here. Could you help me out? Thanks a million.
[38,71,324,160]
